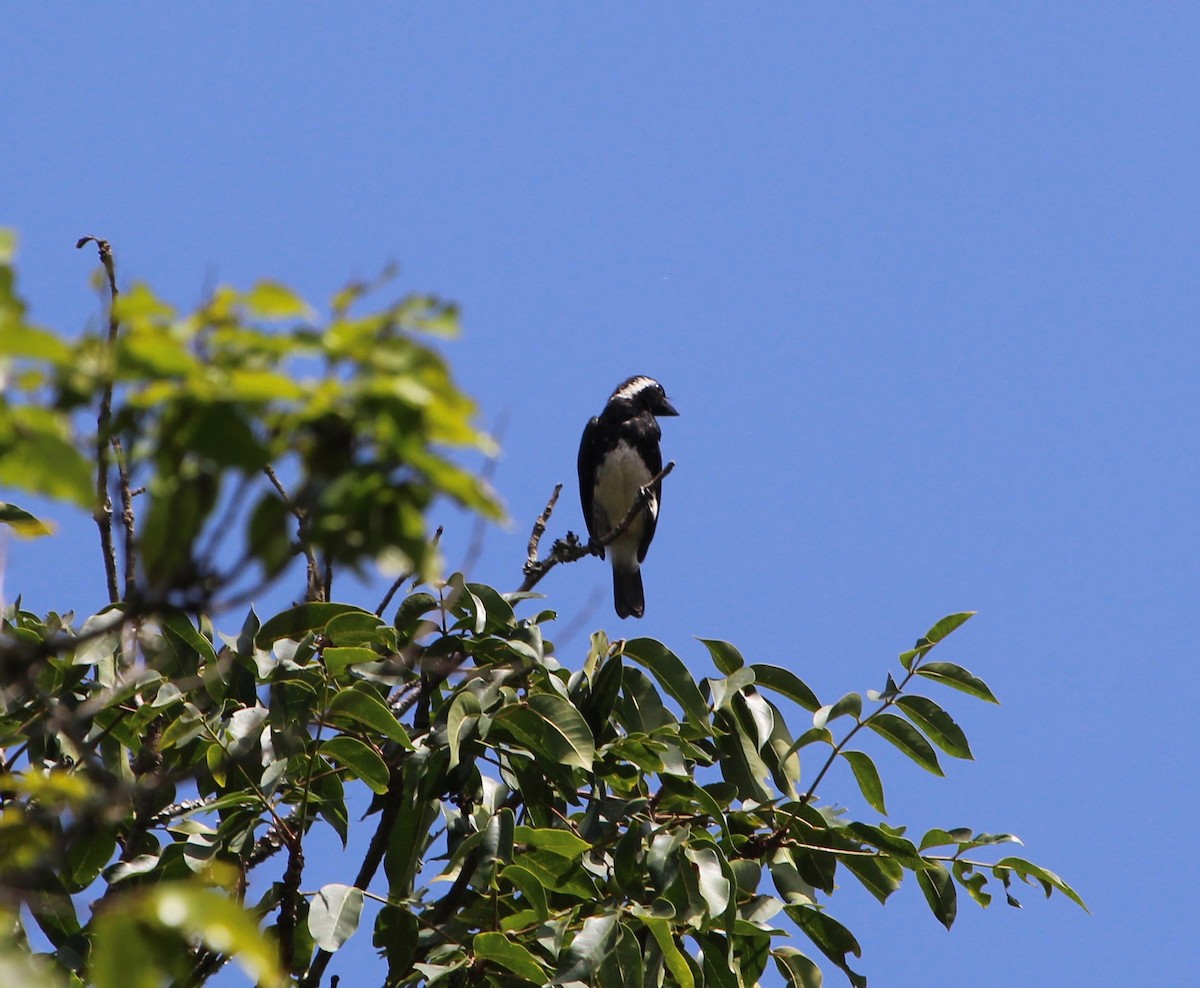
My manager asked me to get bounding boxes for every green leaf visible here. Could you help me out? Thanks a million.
[445,689,481,768]
[474,931,548,982]
[896,695,973,759]
[0,412,92,507]
[622,638,711,731]
[0,501,53,537]
[920,611,976,645]
[500,850,596,900]
[256,603,371,646]
[241,280,313,320]
[632,910,694,988]
[686,846,731,918]
[866,712,944,775]
[813,692,861,729]
[842,852,904,905]
[0,322,74,365]
[698,638,745,674]
[327,688,413,747]
[786,905,865,988]
[161,611,219,664]
[325,610,392,647]
[772,947,824,988]
[552,912,620,985]
[995,856,1089,911]
[525,692,596,770]
[92,885,285,988]
[769,848,816,906]
[749,663,820,712]
[917,861,957,930]
[324,646,382,678]
[915,661,999,703]
[320,736,389,793]
[840,750,887,814]
[514,825,591,860]
[307,883,364,952]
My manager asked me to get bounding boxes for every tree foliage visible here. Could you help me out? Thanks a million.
[0,232,1084,987]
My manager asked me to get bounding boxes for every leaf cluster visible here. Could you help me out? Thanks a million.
[0,234,1084,988]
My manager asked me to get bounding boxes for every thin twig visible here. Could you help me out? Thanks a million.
[111,437,137,601]
[77,235,120,604]
[518,461,675,593]
[375,526,441,617]
[264,465,323,603]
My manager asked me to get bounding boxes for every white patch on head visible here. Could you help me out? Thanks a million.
[612,376,659,401]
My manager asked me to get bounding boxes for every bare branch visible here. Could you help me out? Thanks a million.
[517,461,675,593]
[111,437,137,601]
[375,525,442,617]
[77,235,120,603]
[264,465,324,603]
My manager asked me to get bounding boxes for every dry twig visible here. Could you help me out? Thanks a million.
[517,461,675,593]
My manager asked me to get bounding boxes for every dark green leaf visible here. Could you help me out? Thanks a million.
[320,736,389,793]
[865,712,944,775]
[525,693,596,770]
[840,750,887,814]
[915,661,999,703]
[514,825,591,860]
[813,692,861,729]
[995,856,1088,911]
[327,688,413,747]
[786,905,865,988]
[474,931,547,983]
[699,638,745,674]
[842,852,904,904]
[622,638,710,732]
[917,861,957,930]
[552,912,620,985]
[257,603,371,647]
[772,947,824,988]
[896,695,973,759]
[921,611,976,645]
[750,664,820,711]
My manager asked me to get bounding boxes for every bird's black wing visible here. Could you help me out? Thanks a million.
[577,415,603,551]
[632,415,663,563]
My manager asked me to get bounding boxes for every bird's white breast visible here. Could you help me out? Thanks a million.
[593,441,657,539]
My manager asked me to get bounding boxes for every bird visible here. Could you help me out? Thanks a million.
[577,375,678,618]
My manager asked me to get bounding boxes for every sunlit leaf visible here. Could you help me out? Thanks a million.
[474,931,548,982]
[865,712,944,776]
[750,663,820,712]
[915,661,999,703]
[327,688,413,747]
[896,695,973,759]
[0,502,54,537]
[840,750,887,815]
[320,736,389,793]
[308,883,364,952]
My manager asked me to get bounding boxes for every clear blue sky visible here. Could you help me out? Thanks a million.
[3,5,1197,986]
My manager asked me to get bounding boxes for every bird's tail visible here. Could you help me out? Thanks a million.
[613,563,645,619]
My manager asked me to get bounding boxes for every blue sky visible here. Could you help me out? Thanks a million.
[3,5,1198,986]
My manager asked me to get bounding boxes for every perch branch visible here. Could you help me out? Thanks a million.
[77,235,121,603]
[517,461,675,593]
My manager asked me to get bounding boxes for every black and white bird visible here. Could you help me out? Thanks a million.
[578,376,678,619]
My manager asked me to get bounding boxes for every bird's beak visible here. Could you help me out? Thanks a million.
[657,398,679,417]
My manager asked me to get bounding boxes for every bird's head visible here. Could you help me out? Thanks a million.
[609,375,679,417]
